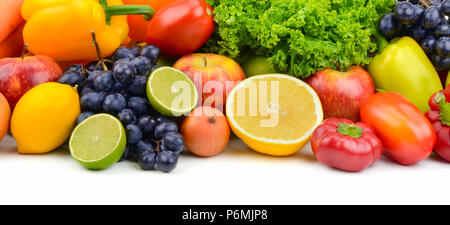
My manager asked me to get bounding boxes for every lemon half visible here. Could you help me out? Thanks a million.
[226,74,323,156]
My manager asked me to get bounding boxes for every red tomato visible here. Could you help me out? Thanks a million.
[146,0,215,57]
[123,0,178,42]
[360,92,436,165]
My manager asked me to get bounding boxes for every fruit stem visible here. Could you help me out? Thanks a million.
[337,123,363,138]
[419,0,430,8]
[21,44,28,60]
[203,56,208,67]
[99,0,155,25]
[154,140,161,153]
[333,61,341,71]
[436,92,450,126]
[208,116,216,124]
[90,30,108,71]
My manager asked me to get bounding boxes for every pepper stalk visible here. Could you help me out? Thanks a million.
[99,0,155,25]
[435,92,450,126]
[337,123,363,138]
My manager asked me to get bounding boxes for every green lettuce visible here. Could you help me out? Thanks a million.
[203,0,395,79]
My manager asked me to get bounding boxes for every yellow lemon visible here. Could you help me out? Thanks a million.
[226,74,323,156]
[11,82,80,154]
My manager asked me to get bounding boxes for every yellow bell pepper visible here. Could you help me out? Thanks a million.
[368,36,443,113]
[21,0,154,61]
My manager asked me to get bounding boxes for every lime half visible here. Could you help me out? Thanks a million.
[69,114,126,170]
[147,67,198,117]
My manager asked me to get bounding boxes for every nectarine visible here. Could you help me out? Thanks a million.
[181,106,230,157]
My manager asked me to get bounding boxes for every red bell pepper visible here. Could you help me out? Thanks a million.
[146,0,215,57]
[360,92,436,165]
[425,84,450,162]
[311,118,382,172]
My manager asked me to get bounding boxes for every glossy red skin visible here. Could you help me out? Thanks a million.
[0,55,62,109]
[173,53,245,112]
[311,118,382,172]
[306,66,375,122]
[425,89,450,162]
[428,85,450,110]
[124,0,178,42]
[361,92,436,165]
[428,91,443,111]
[146,0,215,57]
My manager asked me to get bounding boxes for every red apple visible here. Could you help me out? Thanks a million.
[173,53,245,112]
[306,66,375,122]
[0,54,62,109]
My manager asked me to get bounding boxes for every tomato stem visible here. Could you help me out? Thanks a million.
[337,123,363,138]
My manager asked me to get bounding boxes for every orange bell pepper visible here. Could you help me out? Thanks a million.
[21,0,154,61]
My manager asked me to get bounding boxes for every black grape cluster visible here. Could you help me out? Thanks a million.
[379,0,450,71]
[58,45,184,173]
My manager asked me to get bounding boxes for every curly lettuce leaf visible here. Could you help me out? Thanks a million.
[203,0,395,79]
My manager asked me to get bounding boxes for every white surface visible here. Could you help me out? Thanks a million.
[0,134,450,205]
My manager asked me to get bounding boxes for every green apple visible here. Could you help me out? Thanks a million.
[242,56,276,77]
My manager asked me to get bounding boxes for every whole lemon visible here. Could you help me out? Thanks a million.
[11,82,80,154]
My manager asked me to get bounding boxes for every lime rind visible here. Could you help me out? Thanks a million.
[69,114,126,170]
[146,66,198,117]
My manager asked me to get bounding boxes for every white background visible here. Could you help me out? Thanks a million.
[0,134,449,205]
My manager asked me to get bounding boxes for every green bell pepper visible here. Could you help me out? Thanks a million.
[368,36,443,112]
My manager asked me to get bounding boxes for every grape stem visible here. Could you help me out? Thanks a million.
[90,30,109,71]
[418,0,430,8]
[154,139,162,153]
